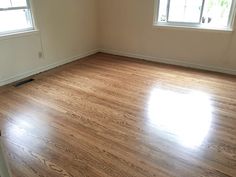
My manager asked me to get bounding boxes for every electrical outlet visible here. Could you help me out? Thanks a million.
[38,52,43,59]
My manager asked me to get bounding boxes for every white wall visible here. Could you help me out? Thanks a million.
[1,0,236,86]
[0,0,98,86]
[98,0,236,74]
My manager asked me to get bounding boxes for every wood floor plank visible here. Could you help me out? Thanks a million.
[0,53,236,177]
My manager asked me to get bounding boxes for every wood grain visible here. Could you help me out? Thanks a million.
[0,53,236,177]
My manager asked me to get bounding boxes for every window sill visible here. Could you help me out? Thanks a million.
[0,29,39,41]
[153,23,234,33]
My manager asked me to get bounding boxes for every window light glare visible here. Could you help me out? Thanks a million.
[156,0,236,30]
[0,0,34,35]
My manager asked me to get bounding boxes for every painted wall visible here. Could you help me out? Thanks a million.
[1,0,236,86]
[98,0,236,74]
[0,0,98,86]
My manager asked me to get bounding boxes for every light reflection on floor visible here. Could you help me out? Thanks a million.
[6,117,34,140]
[148,88,213,148]
[5,114,43,141]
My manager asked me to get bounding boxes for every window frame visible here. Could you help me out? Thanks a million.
[0,0,35,36]
[154,0,236,31]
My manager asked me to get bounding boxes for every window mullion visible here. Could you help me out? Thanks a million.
[26,0,31,9]
[199,0,205,24]
[9,0,13,7]
[227,0,236,28]
[166,0,171,22]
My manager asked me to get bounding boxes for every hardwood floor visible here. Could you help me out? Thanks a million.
[0,53,236,177]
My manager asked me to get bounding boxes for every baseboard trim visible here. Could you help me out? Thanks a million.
[1,48,235,87]
[100,49,236,75]
[0,49,99,86]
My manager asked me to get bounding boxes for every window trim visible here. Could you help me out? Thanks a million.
[0,6,28,11]
[153,0,236,31]
[0,29,39,41]
[0,0,35,36]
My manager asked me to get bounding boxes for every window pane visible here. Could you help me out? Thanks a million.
[11,0,27,7]
[202,0,232,27]
[0,9,33,34]
[0,0,27,8]
[0,0,11,8]
[168,0,203,23]
[158,0,168,22]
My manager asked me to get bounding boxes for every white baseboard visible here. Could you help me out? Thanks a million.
[0,49,99,86]
[100,48,236,75]
[1,48,235,87]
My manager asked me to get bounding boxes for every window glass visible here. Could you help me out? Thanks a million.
[156,0,236,30]
[158,0,168,22]
[0,9,33,34]
[168,0,203,23]
[0,0,33,35]
[11,0,28,7]
[0,0,11,8]
[202,0,232,27]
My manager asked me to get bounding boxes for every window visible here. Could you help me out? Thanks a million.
[0,0,34,35]
[155,0,236,30]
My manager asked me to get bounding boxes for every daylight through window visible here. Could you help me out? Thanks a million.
[156,0,236,30]
[0,0,34,35]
